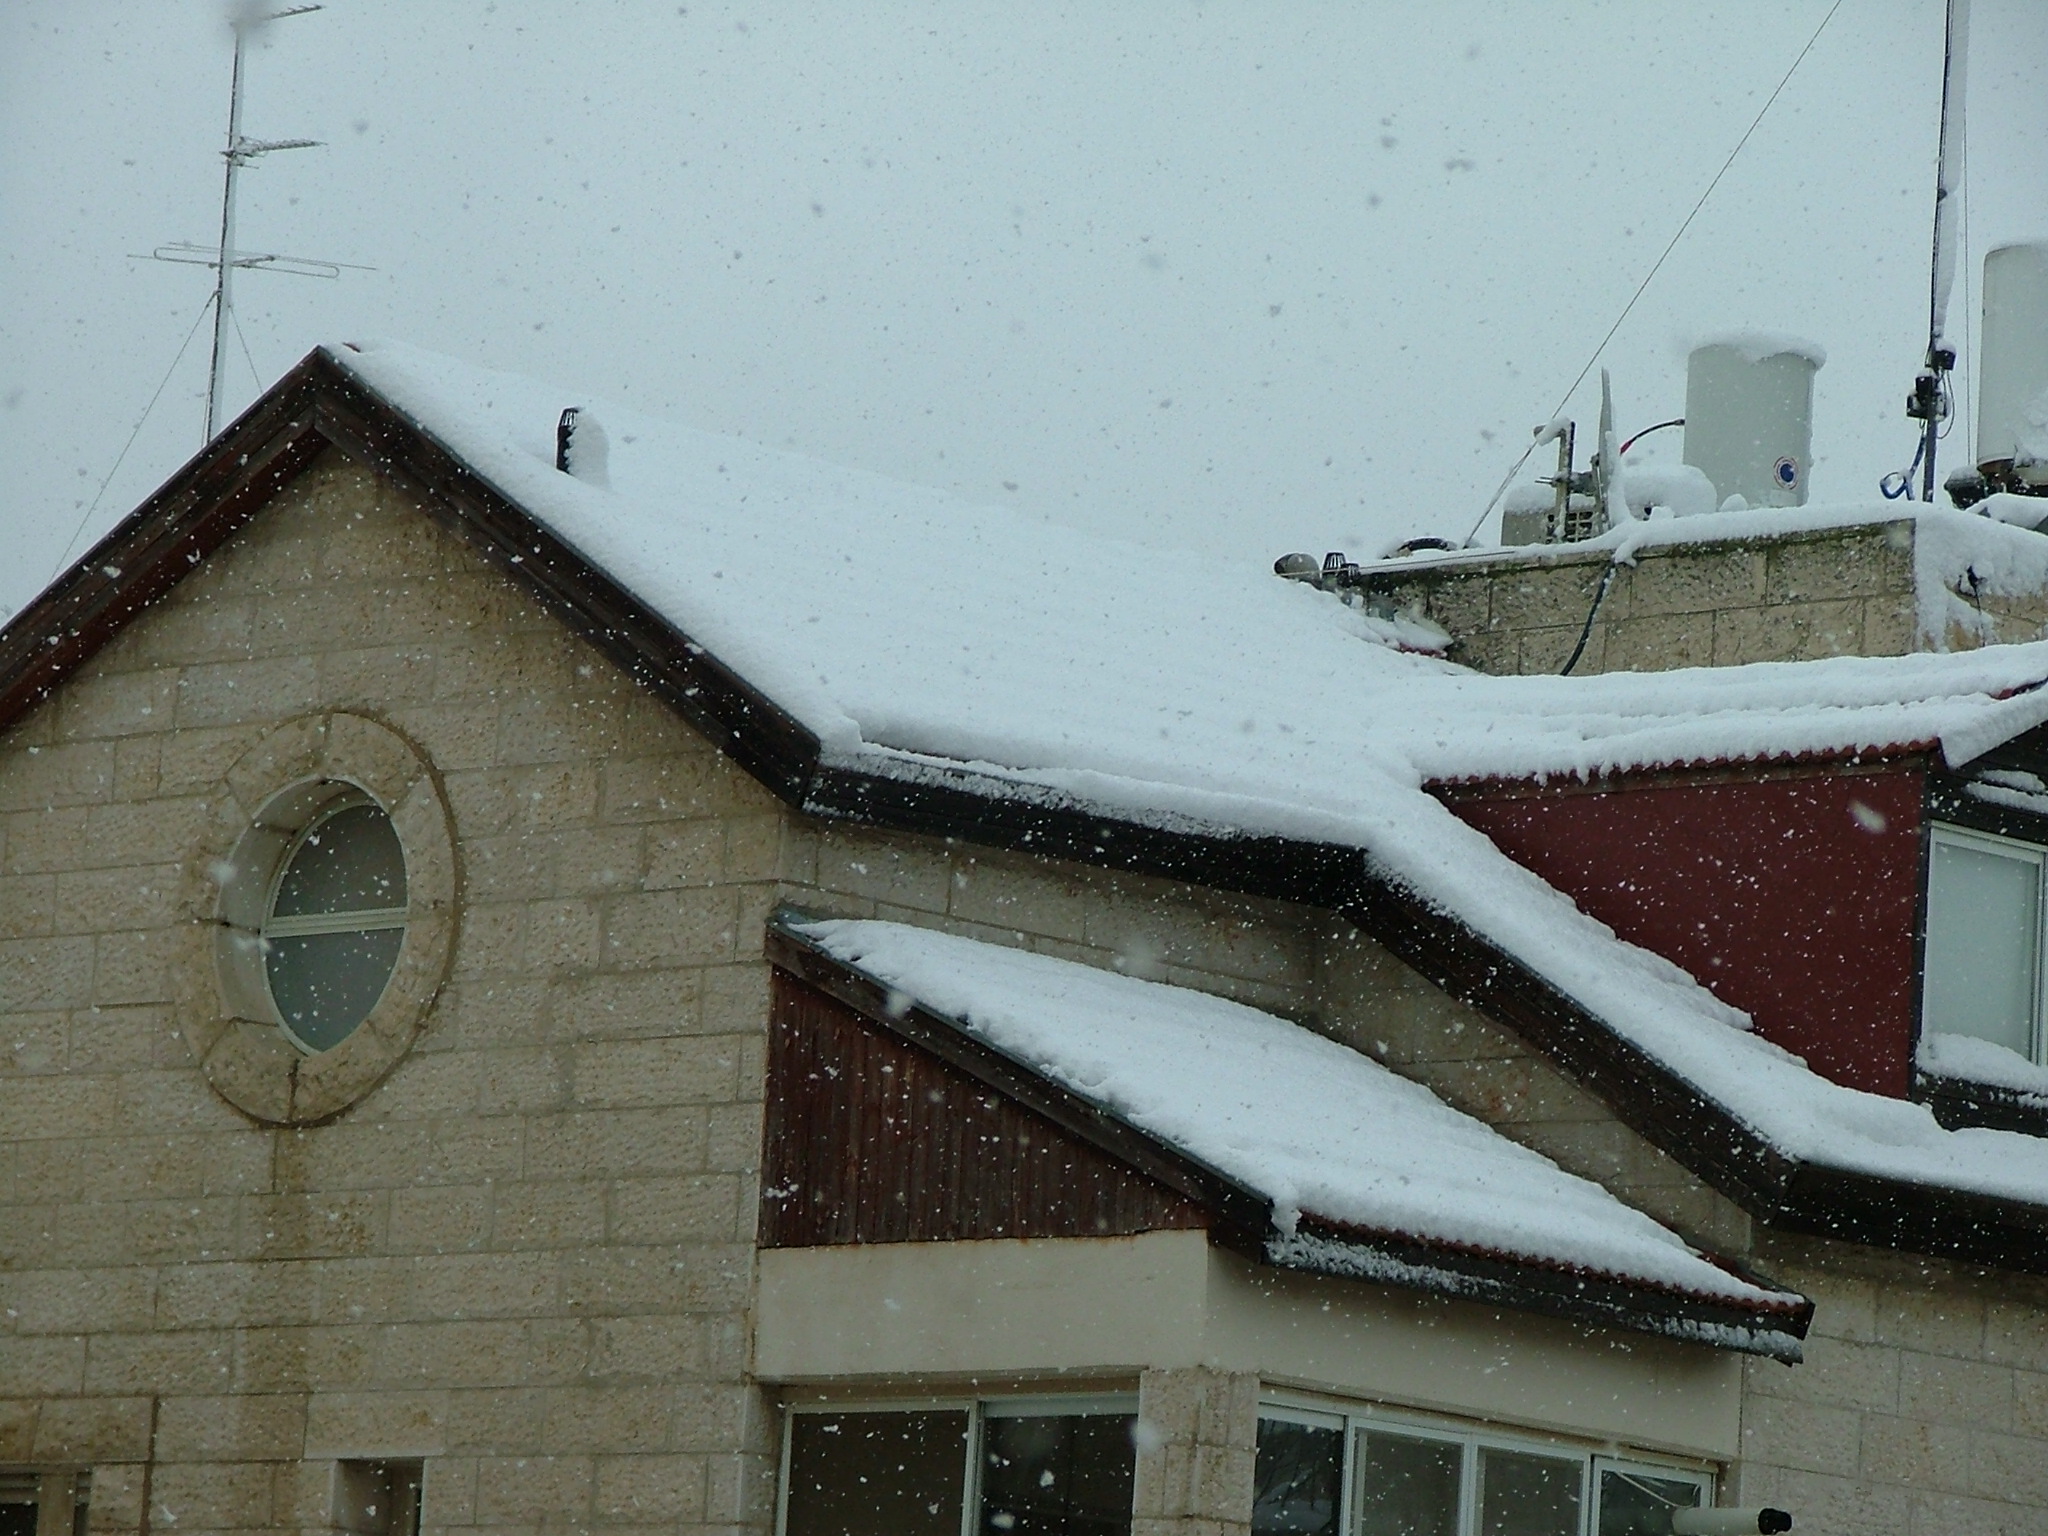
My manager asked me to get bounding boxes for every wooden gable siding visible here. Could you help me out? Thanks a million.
[1444,764,1926,1098]
[760,968,1207,1247]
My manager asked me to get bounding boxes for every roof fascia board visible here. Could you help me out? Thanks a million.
[8,347,2042,1278]
[766,912,1809,1358]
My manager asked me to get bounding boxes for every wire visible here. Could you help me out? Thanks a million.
[229,304,266,397]
[48,293,217,581]
[1462,0,1848,545]
[1618,418,1685,457]
[1561,561,1621,675]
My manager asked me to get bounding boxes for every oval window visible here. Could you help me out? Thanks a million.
[261,796,409,1052]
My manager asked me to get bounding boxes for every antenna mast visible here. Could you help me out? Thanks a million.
[157,4,343,442]
[1907,0,1971,500]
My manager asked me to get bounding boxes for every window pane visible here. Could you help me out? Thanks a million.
[266,928,405,1050]
[980,1413,1136,1536]
[272,802,407,917]
[1924,836,2040,1057]
[1355,1430,1460,1536]
[785,1410,969,1536]
[1478,1449,1580,1536]
[1255,1418,1343,1536]
[1596,1469,1702,1536]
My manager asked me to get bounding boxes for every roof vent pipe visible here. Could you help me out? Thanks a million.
[1681,338,1823,509]
[1976,242,2048,489]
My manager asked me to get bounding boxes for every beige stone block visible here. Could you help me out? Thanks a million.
[302,1388,446,1457]
[1739,1392,1860,1478]
[1505,623,1584,676]
[1762,527,1909,605]
[388,1184,492,1255]
[1856,1412,1969,1491]
[1749,1332,1899,1412]
[1967,1428,2048,1507]
[402,1252,558,1322]
[0,1333,85,1394]
[595,1453,708,1520]
[527,896,603,969]
[543,1385,672,1453]
[603,887,738,968]
[1489,561,1611,630]
[0,1401,33,1462]
[552,824,644,894]
[474,1045,567,1115]
[816,833,954,914]
[608,1174,742,1245]
[53,668,177,742]
[386,701,500,772]
[474,1454,594,1521]
[124,593,257,667]
[241,1191,388,1261]
[1598,611,1714,672]
[1899,1352,2013,1428]
[524,1107,709,1180]
[368,1320,529,1389]
[1,1008,63,1069]
[1908,1490,2048,1536]
[1409,570,1496,636]
[1712,597,1866,666]
[949,860,1093,943]
[153,1392,307,1466]
[110,735,159,800]
[91,927,174,1006]
[37,1394,171,1461]
[1623,544,1770,618]
[1451,626,1519,676]
[1877,1288,1986,1358]
[495,690,630,766]
[54,864,182,934]
[80,1461,144,1536]
[589,1317,709,1381]
[172,656,322,728]
[706,1447,778,1524]
[559,1243,752,1316]
[644,820,725,890]
[232,1324,377,1394]
[147,1460,277,1526]
[67,1009,191,1075]
[492,1179,607,1251]
[571,1035,741,1109]
[1,1266,156,1335]
[444,1385,548,1454]
[0,1067,118,1139]
[0,740,115,811]
[155,1260,304,1332]
[2,807,88,873]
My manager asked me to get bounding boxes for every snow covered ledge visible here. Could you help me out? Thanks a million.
[754,1230,1743,1462]
[1340,506,2048,676]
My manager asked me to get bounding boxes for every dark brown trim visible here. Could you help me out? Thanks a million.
[6,347,2044,1282]
[1917,1070,2048,1137]
[1431,751,1931,803]
[767,910,1810,1358]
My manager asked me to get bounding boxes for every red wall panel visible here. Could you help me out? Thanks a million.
[1446,768,1924,1097]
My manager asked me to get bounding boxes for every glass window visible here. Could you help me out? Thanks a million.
[782,1400,1135,1536]
[1253,1417,1344,1536]
[785,1410,971,1536]
[1356,1429,1461,1536]
[1924,827,2043,1060]
[1477,1449,1580,1536]
[981,1411,1137,1536]
[262,795,408,1053]
[1594,1466,1703,1536]
[1254,1405,1709,1536]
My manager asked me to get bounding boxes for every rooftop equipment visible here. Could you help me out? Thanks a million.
[1681,340,1821,509]
[1974,242,2048,493]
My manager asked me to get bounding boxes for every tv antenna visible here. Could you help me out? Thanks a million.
[147,4,368,441]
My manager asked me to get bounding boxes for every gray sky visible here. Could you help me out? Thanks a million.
[4,1,2045,619]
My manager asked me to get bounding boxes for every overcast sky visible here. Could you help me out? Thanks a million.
[4,1,2045,619]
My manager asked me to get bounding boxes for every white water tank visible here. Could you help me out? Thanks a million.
[1681,337,1823,508]
[1977,242,2048,482]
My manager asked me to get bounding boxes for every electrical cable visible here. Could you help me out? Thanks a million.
[1462,0,1848,546]
[48,293,217,581]
[1618,418,1685,457]
[1560,561,1621,675]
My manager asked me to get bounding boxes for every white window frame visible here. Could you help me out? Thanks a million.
[776,1392,1140,1536]
[1923,822,2048,1065]
[1256,1394,1713,1536]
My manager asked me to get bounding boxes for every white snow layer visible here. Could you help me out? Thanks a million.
[797,917,1781,1306]
[330,341,2048,1211]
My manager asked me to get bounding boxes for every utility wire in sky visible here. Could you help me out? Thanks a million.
[1462,0,1850,546]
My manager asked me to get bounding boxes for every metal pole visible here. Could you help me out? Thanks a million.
[205,21,248,442]
[1922,0,1971,501]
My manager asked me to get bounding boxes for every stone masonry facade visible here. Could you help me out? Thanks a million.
[5,447,2048,1535]
[1352,520,2048,677]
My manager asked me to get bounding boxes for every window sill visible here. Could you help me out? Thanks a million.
[1915,1069,2048,1137]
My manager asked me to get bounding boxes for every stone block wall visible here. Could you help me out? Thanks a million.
[1132,1369,1258,1536]
[0,452,788,1536]
[1354,523,1927,676]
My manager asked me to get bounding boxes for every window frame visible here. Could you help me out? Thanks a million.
[1921,821,2048,1065]
[776,1392,1140,1536]
[1255,1394,1712,1536]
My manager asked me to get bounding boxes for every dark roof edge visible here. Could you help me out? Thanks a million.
[767,911,1809,1358]
[7,347,2043,1280]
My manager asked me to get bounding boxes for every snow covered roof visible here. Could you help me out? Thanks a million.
[20,338,2048,1279]
[776,913,1807,1356]
[306,344,2048,1232]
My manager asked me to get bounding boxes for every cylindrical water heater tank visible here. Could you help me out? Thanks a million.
[1682,339,1822,509]
[1977,243,2048,484]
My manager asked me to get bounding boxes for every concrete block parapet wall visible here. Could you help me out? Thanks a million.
[1347,521,2046,675]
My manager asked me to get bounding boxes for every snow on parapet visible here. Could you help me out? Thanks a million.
[796,917,1781,1308]
[328,340,2048,1215]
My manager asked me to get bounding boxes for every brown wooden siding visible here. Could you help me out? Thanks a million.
[761,969,1207,1247]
